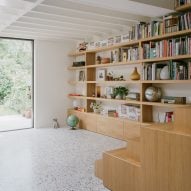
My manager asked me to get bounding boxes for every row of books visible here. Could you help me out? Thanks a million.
[110,47,139,63]
[129,20,163,40]
[143,35,191,59]
[128,11,191,40]
[142,61,191,80]
[175,0,191,7]
[164,11,191,34]
[161,96,186,104]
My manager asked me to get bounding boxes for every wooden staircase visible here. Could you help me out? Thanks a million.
[95,107,191,191]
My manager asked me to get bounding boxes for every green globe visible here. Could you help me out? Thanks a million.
[67,115,79,130]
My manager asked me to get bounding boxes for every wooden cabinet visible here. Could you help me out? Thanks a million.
[81,113,97,132]
[95,108,191,191]
[123,121,140,141]
[97,116,124,140]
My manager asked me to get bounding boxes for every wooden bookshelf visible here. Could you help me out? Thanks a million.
[175,3,191,11]
[68,29,191,57]
[67,5,191,190]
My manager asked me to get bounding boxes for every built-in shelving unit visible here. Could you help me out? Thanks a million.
[68,28,191,123]
[67,3,191,191]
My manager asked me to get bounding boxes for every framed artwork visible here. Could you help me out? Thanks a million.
[78,70,85,81]
[97,69,106,81]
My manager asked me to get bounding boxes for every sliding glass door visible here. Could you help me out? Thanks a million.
[0,38,33,131]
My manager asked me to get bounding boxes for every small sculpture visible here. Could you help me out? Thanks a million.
[53,118,60,128]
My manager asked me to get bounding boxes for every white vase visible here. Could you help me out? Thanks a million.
[160,66,169,80]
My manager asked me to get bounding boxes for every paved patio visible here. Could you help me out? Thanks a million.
[0,115,32,132]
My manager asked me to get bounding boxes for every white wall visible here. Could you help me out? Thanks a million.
[34,40,75,128]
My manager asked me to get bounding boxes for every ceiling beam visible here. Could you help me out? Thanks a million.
[11,21,106,37]
[0,31,79,41]
[25,11,130,29]
[0,0,45,32]
[41,0,150,22]
[17,17,110,34]
[5,25,92,38]
[32,5,142,26]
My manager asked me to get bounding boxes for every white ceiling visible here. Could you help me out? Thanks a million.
[0,0,173,41]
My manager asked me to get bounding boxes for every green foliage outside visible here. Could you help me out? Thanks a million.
[0,39,32,115]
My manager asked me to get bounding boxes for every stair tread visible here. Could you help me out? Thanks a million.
[105,148,141,167]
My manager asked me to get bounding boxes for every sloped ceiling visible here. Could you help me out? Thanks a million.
[0,0,173,41]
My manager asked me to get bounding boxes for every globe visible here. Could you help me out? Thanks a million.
[145,86,162,102]
[67,115,79,130]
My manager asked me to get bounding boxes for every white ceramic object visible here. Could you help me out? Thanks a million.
[160,65,169,80]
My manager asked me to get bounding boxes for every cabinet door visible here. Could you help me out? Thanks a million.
[123,121,140,141]
[81,113,97,132]
[97,116,124,140]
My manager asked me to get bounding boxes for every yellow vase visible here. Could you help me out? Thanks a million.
[130,67,140,80]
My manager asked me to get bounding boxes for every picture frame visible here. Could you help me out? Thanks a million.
[78,70,85,81]
[97,69,106,81]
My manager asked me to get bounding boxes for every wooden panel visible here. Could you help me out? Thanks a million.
[87,83,96,97]
[141,126,191,191]
[95,159,103,180]
[97,116,124,140]
[87,68,96,81]
[174,107,191,135]
[86,52,95,66]
[81,113,97,132]
[126,140,141,162]
[103,152,141,191]
[142,105,153,122]
[124,121,140,141]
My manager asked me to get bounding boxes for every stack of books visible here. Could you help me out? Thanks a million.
[142,61,191,80]
[143,35,191,59]
[175,0,191,7]
[161,96,186,104]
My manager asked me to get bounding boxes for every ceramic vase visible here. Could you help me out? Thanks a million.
[130,67,140,80]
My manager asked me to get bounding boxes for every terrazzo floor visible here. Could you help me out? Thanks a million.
[0,128,125,191]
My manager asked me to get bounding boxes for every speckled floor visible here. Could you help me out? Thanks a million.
[0,128,125,191]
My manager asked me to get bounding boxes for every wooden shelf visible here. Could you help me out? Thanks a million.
[86,40,140,53]
[86,60,141,68]
[68,95,87,99]
[141,29,191,42]
[68,81,86,85]
[68,51,86,57]
[142,54,191,63]
[67,66,86,70]
[142,101,191,107]
[87,96,141,105]
[87,80,140,84]
[175,3,191,12]
[68,29,191,57]
[142,80,191,84]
